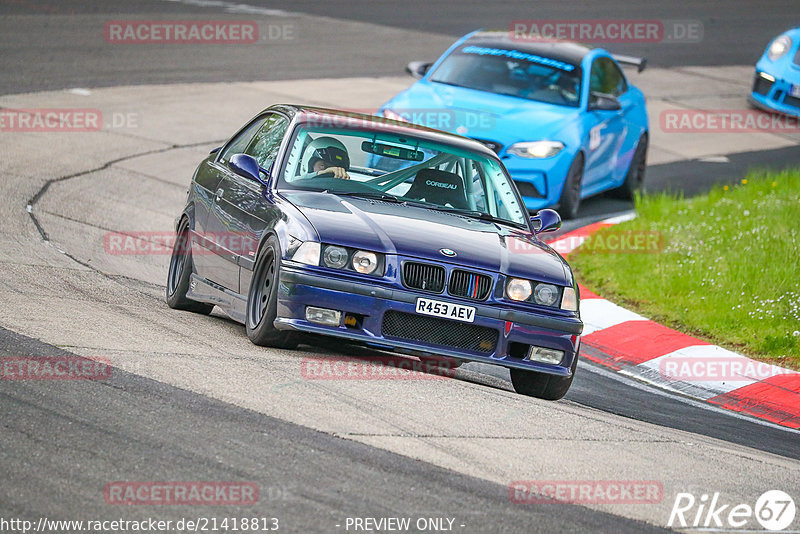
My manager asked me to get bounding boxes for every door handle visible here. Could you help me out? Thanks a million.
[215,188,224,202]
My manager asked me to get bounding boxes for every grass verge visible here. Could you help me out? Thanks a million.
[570,168,800,368]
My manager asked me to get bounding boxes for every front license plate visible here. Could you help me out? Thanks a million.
[415,298,476,323]
[792,84,800,98]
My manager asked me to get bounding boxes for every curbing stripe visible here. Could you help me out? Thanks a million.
[549,214,800,430]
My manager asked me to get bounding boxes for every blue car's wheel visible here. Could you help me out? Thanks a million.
[558,152,584,220]
[246,236,298,349]
[510,353,578,400]
[165,217,214,315]
[612,133,648,200]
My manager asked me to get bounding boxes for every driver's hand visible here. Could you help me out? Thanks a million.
[318,167,350,180]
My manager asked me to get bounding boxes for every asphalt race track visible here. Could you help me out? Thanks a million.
[1,2,800,533]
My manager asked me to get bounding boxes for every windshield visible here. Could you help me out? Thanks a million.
[279,124,528,227]
[429,45,582,108]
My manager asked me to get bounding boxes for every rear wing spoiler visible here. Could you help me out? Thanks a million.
[612,54,647,73]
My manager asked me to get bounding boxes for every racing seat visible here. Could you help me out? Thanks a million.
[405,168,469,210]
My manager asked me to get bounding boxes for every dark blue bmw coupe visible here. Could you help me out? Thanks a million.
[167,105,583,399]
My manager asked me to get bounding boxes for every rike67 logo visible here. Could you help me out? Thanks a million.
[668,490,796,531]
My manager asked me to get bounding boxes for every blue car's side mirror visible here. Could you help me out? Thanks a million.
[530,209,562,234]
[229,153,268,186]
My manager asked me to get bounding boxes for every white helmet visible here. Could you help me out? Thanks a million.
[302,136,350,174]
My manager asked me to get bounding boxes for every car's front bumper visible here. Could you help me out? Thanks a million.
[750,64,800,117]
[502,150,575,212]
[275,265,582,377]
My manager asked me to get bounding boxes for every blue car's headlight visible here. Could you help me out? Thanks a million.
[507,141,565,159]
[506,278,572,309]
[290,241,321,266]
[768,34,793,61]
[320,244,385,276]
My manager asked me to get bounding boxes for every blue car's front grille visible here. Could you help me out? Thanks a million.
[753,75,774,96]
[382,311,498,353]
[785,95,800,108]
[402,262,445,293]
[448,269,493,301]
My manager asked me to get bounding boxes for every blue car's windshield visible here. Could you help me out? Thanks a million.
[429,45,582,108]
[279,124,529,227]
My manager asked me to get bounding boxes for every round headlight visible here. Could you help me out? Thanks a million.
[768,34,792,61]
[507,278,532,301]
[352,251,378,274]
[533,283,559,307]
[323,245,348,269]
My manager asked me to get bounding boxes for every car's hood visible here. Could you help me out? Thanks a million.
[281,191,569,286]
[383,81,580,143]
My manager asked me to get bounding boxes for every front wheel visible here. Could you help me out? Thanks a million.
[558,153,584,220]
[510,353,578,400]
[165,218,214,314]
[245,236,298,349]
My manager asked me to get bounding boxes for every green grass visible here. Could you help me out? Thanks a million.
[570,168,800,368]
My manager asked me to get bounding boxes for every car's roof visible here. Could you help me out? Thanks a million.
[268,104,499,159]
[461,30,593,67]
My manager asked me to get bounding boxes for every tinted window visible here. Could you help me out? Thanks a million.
[246,114,289,169]
[429,45,582,108]
[589,58,627,97]
[219,117,267,163]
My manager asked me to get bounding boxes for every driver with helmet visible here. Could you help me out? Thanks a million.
[301,136,351,180]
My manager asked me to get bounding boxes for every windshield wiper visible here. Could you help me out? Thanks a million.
[427,206,520,227]
[333,191,405,203]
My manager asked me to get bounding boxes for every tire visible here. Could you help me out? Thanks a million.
[245,235,298,349]
[510,353,578,401]
[557,152,584,220]
[165,217,214,314]
[611,134,648,200]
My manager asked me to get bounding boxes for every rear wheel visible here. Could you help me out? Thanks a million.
[510,353,578,400]
[246,236,298,349]
[611,134,648,200]
[165,218,214,314]
[558,153,584,220]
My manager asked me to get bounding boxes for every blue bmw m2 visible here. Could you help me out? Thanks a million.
[379,30,650,218]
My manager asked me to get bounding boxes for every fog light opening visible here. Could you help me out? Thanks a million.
[344,313,363,329]
[305,307,342,326]
[526,346,564,365]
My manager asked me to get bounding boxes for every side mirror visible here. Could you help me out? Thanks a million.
[530,208,562,234]
[229,153,268,186]
[406,61,432,79]
[587,92,621,111]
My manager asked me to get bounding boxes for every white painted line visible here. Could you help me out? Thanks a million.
[602,211,637,224]
[580,299,648,336]
[68,88,92,96]
[632,344,797,400]
[581,359,800,435]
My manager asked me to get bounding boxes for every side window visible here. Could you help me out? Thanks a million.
[589,58,627,97]
[219,117,267,164]
[245,114,289,169]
